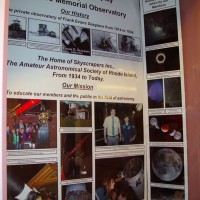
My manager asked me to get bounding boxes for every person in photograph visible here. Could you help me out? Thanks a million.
[11,129,17,149]
[121,115,137,145]
[15,128,21,149]
[62,28,90,53]
[103,108,122,145]
[16,119,25,131]
[7,125,12,149]
[96,177,115,200]
[19,128,26,149]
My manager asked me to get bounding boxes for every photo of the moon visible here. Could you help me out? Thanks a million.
[152,148,182,181]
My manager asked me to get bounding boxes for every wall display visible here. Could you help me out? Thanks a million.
[6,0,188,199]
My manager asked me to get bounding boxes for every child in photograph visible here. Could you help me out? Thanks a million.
[121,116,137,145]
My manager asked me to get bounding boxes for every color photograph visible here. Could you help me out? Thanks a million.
[95,102,143,146]
[7,98,57,149]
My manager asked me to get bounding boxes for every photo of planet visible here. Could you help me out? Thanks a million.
[152,148,182,182]
[148,79,164,109]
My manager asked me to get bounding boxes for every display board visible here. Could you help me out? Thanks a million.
[6,0,187,199]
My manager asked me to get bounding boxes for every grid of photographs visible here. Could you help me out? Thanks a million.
[143,4,186,199]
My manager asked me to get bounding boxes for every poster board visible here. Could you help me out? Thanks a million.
[6,0,187,199]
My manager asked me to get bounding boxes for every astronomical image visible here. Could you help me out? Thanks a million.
[7,163,58,200]
[165,77,182,108]
[151,187,185,200]
[118,34,141,57]
[60,101,92,128]
[148,79,164,109]
[150,147,184,185]
[8,15,26,40]
[28,18,60,44]
[144,8,178,46]
[146,46,180,74]
[149,115,183,142]
[62,24,91,56]
[96,155,144,200]
[95,102,144,146]
[7,98,57,150]
[61,132,92,180]
[92,30,118,53]
[62,182,92,200]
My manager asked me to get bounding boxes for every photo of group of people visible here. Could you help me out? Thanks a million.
[7,98,57,150]
[95,102,143,146]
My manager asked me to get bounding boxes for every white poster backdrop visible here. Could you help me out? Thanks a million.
[7,0,144,103]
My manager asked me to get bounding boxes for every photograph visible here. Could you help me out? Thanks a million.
[146,46,180,74]
[150,147,184,185]
[149,114,183,142]
[60,101,92,128]
[8,15,26,40]
[151,187,185,200]
[28,18,60,44]
[92,30,118,53]
[144,8,178,46]
[62,182,92,200]
[118,34,141,57]
[148,79,164,109]
[95,102,144,147]
[61,133,92,180]
[62,24,91,56]
[164,77,182,108]
[7,163,58,200]
[95,155,144,200]
[7,98,57,150]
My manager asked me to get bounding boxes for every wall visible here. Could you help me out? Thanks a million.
[180,1,200,199]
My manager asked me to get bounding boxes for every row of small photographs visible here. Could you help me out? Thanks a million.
[8,15,141,57]
[148,77,182,109]
[7,155,145,200]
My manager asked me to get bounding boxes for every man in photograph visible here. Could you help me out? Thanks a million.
[103,108,122,145]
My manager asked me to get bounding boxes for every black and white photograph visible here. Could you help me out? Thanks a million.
[149,114,183,142]
[95,155,144,200]
[62,24,91,56]
[92,30,118,53]
[150,147,184,185]
[144,8,178,46]
[118,34,141,57]
[95,102,143,147]
[61,132,92,180]
[146,46,180,74]
[28,18,60,44]
[148,79,164,109]
[164,77,182,108]
[62,182,92,200]
[7,98,57,150]
[60,101,92,128]
[8,15,26,40]
[151,187,185,200]
[7,163,58,200]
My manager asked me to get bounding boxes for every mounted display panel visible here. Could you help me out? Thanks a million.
[6,0,187,199]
